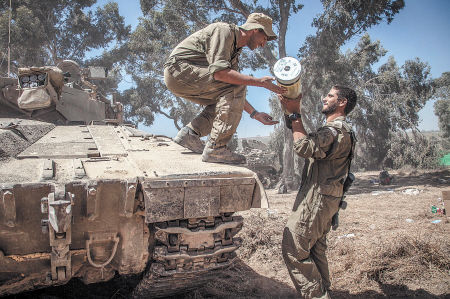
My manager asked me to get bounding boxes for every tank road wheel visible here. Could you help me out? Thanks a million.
[132,214,243,298]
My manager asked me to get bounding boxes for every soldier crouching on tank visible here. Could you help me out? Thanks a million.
[278,85,357,299]
[164,13,287,164]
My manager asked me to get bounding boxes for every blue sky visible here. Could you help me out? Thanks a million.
[100,0,449,137]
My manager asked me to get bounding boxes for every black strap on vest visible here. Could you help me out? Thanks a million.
[332,125,356,230]
[342,127,356,194]
[347,130,356,171]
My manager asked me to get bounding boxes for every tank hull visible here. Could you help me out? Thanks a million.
[0,119,267,297]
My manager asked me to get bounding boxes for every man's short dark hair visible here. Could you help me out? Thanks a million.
[333,85,357,115]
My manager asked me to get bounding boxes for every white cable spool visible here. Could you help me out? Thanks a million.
[273,57,302,99]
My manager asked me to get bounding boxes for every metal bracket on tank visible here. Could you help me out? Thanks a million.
[1,188,16,227]
[85,232,120,279]
[121,182,137,218]
[42,186,74,281]
[86,183,99,220]
[86,232,120,268]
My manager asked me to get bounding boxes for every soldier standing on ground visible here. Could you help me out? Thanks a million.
[279,85,357,299]
[164,13,286,164]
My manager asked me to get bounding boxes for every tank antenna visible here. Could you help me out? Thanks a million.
[7,0,11,77]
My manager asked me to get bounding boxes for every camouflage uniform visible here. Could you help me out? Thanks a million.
[282,116,354,299]
[164,22,245,148]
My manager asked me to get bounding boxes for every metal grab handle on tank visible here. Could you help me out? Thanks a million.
[85,234,120,268]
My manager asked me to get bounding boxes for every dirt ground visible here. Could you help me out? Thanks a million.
[8,169,450,298]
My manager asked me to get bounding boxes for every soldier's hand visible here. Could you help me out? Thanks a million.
[278,94,302,114]
[259,76,287,94]
[254,112,279,125]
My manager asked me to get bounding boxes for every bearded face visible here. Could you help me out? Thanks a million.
[321,88,340,115]
[322,100,339,115]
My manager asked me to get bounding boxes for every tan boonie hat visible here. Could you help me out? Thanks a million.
[240,13,277,41]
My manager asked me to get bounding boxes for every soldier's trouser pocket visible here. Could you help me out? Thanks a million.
[164,62,213,95]
[292,192,340,244]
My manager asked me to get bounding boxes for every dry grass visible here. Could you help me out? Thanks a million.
[238,210,285,260]
[328,230,450,296]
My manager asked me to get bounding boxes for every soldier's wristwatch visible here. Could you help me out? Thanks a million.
[288,112,301,121]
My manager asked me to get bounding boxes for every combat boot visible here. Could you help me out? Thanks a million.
[202,143,246,164]
[173,126,204,153]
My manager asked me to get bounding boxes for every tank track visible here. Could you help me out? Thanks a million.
[132,214,243,298]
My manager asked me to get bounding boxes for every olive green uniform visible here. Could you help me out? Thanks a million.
[282,116,354,299]
[164,22,245,148]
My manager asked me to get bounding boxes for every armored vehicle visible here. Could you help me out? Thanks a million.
[0,62,268,297]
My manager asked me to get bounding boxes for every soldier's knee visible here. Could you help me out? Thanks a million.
[282,227,310,261]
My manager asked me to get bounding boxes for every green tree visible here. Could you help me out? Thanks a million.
[433,72,450,139]
[0,0,129,80]
[359,55,434,169]
[386,131,442,169]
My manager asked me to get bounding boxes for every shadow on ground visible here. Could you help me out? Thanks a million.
[348,169,449,195]
[3,259,295,299]
[183,259,297,299]
[3,274,139,298]
[4,259,448,299]
[331,283,448,299]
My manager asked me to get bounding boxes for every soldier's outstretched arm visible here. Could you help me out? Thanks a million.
[214,69,286,94]
[244,101,278,125]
